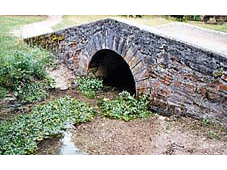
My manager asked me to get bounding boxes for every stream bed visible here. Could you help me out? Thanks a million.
[37,122,87,155]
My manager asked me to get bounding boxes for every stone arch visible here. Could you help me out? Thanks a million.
[77,31,148,95]
[88,49,136,95]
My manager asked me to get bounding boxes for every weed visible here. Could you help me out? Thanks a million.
[14,79,54,103]
[76,76,103,98]
[0,49,54,102]
[0,96,96,155]
[202,118,210,126]
[0,86,8,99]
[207,130,221,140]
[99,91,152,121]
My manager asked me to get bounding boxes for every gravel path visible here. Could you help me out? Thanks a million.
[12,15,63,39]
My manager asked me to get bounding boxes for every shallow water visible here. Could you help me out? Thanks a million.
[37,122,87,155]
[59,129,86,155]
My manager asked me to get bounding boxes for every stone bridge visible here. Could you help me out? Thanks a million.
[24,18,227,125]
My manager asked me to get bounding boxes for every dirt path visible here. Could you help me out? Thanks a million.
[12,15,63,39]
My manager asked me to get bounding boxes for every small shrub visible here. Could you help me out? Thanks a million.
[10,50,47,83]
[192,15,201,21]
[99,91,152,121]
[0,49,54,103]
[14,79,54,103]
[76,76,103,98]
[0,96,96,155]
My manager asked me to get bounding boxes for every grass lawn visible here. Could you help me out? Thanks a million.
[116,15,175,26]
[0,16,47,56]
[52,15,175,31]
[52,15,112,30]
[187,21,227,33]
[52,15,227,34]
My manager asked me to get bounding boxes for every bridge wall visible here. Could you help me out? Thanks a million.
[25,18,227,125]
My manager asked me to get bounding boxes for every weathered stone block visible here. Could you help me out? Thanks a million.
[105,29,115,50]
[124,45,138,63]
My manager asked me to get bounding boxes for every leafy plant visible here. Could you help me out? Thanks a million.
[0,48,54,103]
[99,91,152,121]
[76,76,103,98]
[202,118,210,126]
[14,79,54,103]
[0,96,96,155]
[0,16,57,103]
[0,86,8,99]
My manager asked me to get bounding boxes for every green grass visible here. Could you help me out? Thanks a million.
[117,15,175,26]
[52,15,175,31]
[187,21,227,33]
[53,15,227,34]
[0,96,96,155]
[52,15,113,31]
[0,16,55,102]
[0,16,46,55]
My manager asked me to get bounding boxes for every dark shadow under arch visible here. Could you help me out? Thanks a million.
[88,49,136,95]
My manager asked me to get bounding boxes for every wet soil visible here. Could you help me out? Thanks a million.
[37,137,62,155]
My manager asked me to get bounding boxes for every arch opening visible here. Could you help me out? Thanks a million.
[88,49,136,95]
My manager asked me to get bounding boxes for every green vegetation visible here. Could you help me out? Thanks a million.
[99,91,152,121]
[0,16,55,102]
[0,48,55,102]
[187,21,227,33]
[53,15,227,34]
[52,15,112,31]
[76,76,103,98]
[169,15,227,33]
[120,15,174,27]
[0,87,8,99]
[14,79,54,103]
[52,15,174,31]
[0,96,96,155]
